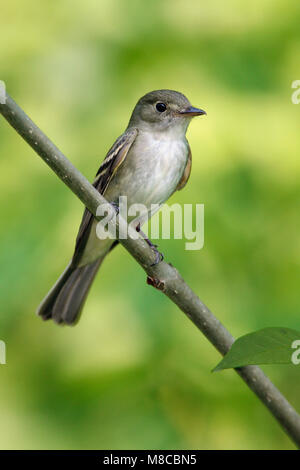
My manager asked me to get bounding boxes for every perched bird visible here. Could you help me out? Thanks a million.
[37,90,206,325]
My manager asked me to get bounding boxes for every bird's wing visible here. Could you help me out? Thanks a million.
[176,143,192,191]
[94,127,138,193]
[72,128,138,264]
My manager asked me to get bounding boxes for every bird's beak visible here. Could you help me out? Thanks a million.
[179,106,207,117]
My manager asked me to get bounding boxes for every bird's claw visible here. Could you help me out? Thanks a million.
[150,247,164,266]
[110,202,119,214]
[135,224,163,265]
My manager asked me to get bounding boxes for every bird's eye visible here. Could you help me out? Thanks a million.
[156,102,167,113]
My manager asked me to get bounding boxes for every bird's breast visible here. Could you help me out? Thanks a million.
[107,132,188,209]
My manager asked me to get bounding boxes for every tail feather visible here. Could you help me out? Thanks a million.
[37,258,103,325]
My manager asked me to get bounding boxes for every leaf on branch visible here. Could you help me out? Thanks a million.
[213,327,300,372]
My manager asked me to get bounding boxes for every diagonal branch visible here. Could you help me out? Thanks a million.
[1,90,300,448]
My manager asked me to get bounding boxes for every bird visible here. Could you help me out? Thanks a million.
[37,89,206,325]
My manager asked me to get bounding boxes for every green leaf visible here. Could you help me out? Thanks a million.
[213,327,300,372]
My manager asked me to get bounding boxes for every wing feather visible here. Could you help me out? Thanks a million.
[176,143,192,191]
[72,128,138,265]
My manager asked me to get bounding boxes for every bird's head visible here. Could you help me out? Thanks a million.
[128,89,206,136]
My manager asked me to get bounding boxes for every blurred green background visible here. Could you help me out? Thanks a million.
[0,0,300,450]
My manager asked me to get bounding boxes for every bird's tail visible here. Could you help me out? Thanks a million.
[37,258,104,325]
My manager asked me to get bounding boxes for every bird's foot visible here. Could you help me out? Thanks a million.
[150,246,164,266]
[136,224,163,265]
[110,201,119,214]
